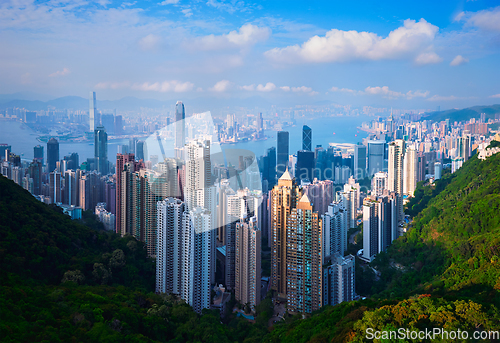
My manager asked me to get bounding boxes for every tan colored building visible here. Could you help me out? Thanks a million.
[286,194,322,314]
[270,169,302,299]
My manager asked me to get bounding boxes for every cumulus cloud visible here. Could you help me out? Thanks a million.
[240,84,255,91]
[256,82,276,92]
[292,86,313,93]
[457,6,500,32]
[330,87,359,94]
[364,86,430,99]
[131,80,194,92]
[264,19,439,64]
[49,67,70,77]
[414,52,442,65]
[209,80,232,92]
[159,0,179,4]
[280,86,290,91]
[96,80,193,92]
[489,94,500,98]
[139,34,161,50]
[450,55,469,66]
[190,24,270,51]
[181,8,192,17]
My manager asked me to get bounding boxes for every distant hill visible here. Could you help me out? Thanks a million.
[422,104,500,123]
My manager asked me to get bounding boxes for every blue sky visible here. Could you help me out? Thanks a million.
[1,0,499,109]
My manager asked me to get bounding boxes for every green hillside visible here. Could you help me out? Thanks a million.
[421,104,500,123]
[0,176,271,342]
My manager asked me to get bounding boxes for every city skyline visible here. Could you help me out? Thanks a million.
[0,1,499,109]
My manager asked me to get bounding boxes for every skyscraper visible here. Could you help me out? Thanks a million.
[175,101,185,156]
[296,150,315,183]
[302,125,312,151]
[257,112,263,137]
[34,145,44,165]
[28,160,42,195]
[286,194,322,314]
[403,146,417,196]
[270,169,302,299]
[372,172,388,197]
[156,197,185,295]
[322,201,348,261]
[354,144,367,179]
[156,198,214,313]
[263,147,277,188]
[64,170,78,206]
[235,217,261,310]
[49,170,62,204]
[276,131,289,178]
[116,153,141,234]
[434,162,442,180]
[47,138,59,173]
[323,254,355,307]
[94,126,108,175]
[89,91,97,132]
[367,140,385,176]
[136,140,145,161]
[361,193,398,262]
[387,139,405,222]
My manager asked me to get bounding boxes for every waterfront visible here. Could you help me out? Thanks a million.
[0,114,371,163]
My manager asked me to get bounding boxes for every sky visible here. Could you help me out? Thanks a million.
[1,0,500,109]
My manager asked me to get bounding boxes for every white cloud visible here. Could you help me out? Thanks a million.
[489,94,500,98]
[256,82,276,92]
[139,34,161,50]
[450,55,469,66]
[330,86,359,94]
[459,6,500,32]
[264,19,439,64]
[190,24,270,51]
[414,52,442,65]
[240,84,255,91]
[209,80,232,92]
[280,86,290,91]
[181,8,192,17]
[292,86,313,93]
[159,0,179,5]
[49,67,70,77]
[363,86,430,99]
[96,80,193,92]
[365,86,403,98]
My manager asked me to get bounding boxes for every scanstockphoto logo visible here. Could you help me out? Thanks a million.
[141,111,263,232]
[365,327,500,341]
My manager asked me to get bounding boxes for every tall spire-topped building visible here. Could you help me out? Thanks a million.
[302,125,312,151]
[89,91,98,132]
[286,193,322,314]
[175,101,185,158]
[270,168,302,299]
